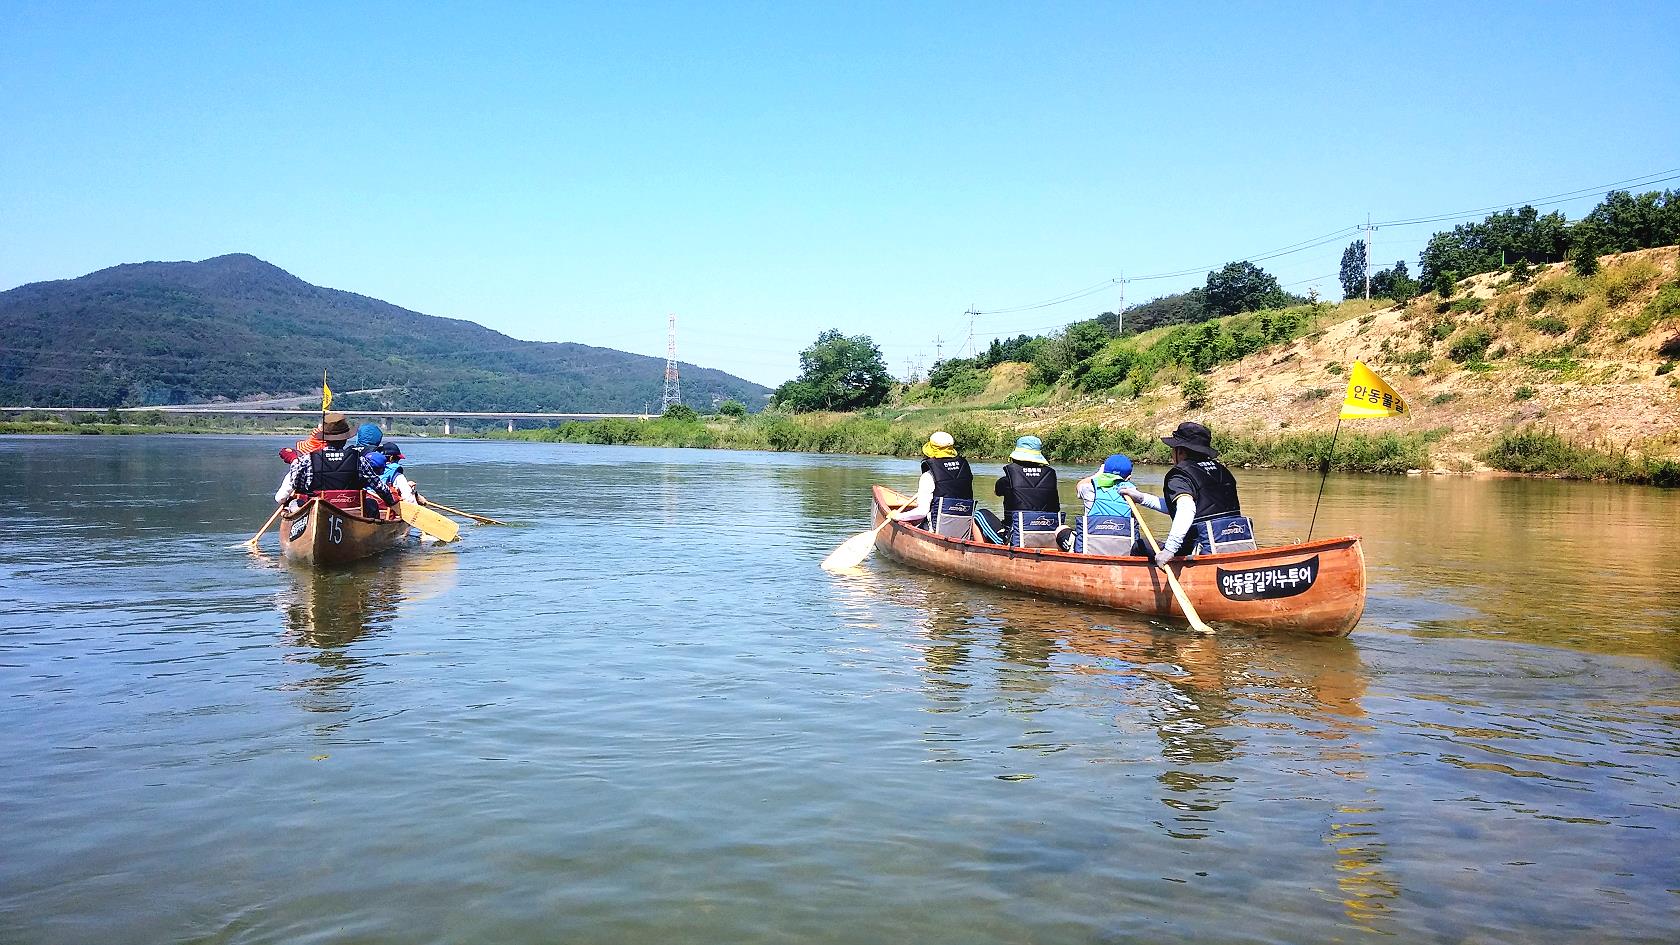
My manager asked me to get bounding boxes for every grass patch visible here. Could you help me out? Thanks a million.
[1619,280,1680,339]
[1446,326,1494,363]
[500,412,1438,474]
[1480,426,1680,486]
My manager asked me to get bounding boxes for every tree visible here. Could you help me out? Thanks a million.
[1369,260,1417,302]
[1339,240,1368,299]
[1112,288,1210,334]
[1204,261,1286,316]
[771,329,892,412]
[1571,236,1601,276]
[662,403,699,422]
[716,399,747,418]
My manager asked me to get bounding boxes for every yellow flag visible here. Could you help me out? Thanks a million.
[321,372,333,412]
[1339,361,1408,419]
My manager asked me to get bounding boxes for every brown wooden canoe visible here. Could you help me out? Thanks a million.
[870,485,1366,637]
[279,496,411,566]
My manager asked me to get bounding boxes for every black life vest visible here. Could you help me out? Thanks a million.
[999,461,1059,514]
[1164,457,1241,522]
[309,446,361,492]
[922,456,974,501]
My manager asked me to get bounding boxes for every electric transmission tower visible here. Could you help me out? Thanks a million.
[661,313,682,411]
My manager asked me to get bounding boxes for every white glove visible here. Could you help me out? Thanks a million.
[1154,548,1175,568]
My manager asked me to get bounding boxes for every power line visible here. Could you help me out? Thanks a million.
[1371,168,1680,228]
[969,165,1680,316]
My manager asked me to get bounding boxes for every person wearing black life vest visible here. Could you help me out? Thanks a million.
[973,435,1060,547]
[1122,421,1246,567]
[892,431,975,536]
[273,411,394,512]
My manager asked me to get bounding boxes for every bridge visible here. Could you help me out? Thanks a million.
[1,406,651,434]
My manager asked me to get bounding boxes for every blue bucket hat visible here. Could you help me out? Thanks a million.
[355,423,384,448]
[365,451,387,472]
[1009,435,1047,464]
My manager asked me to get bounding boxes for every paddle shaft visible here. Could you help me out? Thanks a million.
[872,496,920,536]
[1123,494,1214,634]
[426,501,507,525]
[245,505,284,546]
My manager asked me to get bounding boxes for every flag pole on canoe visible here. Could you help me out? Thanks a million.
[320,369,332,429]
[1307,360,1409,541]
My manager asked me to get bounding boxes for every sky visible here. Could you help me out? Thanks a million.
[2,2,1677,388]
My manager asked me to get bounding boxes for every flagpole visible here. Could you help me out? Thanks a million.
[1305,416,1342,542]
[321,369,329,431]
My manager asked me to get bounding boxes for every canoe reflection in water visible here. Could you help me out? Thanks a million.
[840,571,1399,932]
[272,551,459,713]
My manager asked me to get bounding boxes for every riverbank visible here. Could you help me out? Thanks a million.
[491,413,1437,474]
[487,410,1679,485]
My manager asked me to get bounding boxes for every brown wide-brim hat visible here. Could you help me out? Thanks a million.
[1161,421,1218,458]
[318,411,352,441]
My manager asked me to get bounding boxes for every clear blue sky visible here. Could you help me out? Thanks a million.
[2,2,1676,387]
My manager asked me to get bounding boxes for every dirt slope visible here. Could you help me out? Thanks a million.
[1015,247,1680,470]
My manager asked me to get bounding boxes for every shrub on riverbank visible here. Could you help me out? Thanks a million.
[1479,426,1680,486]
[501,412,1437,474]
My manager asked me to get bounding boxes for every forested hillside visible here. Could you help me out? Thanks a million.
[0,254,769,411]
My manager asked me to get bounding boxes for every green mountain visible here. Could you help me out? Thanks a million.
[0,254,770,412]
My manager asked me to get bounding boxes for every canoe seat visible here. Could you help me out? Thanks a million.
[928,497,974,539]
[1191,514,1258,555]
[1071,514,1139,555]
[1009,510,1061,549]
[316,489,362,512]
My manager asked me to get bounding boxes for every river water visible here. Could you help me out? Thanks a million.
[2,435,1677,944]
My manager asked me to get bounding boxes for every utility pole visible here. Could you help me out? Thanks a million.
[1117,275,1126,334]
[661,313,682,411]
[964,307,977,358]
[934,334,944,362]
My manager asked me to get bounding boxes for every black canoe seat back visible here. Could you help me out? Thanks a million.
[1191,514,1258,555]
[929,497,974,539]
[1072,514,1137,555]
[1009,510,1061,549]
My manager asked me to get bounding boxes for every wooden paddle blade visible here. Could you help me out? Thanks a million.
[401,502,460,543]
[821,530,878,572]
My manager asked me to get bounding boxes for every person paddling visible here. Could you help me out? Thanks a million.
[274,411,394,511]
[1060,454,1146,555]
[975,435,1060,547]
[1122,421,1255,565]
[378,442,424,507]
[894,431,976,538]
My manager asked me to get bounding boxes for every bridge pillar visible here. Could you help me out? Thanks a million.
[383,416,393,432]
[443,419,452,436]
[507,419,515,433]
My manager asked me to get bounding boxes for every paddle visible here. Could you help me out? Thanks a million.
[401,502,460,543]
[821,497,917,572]
[1122,495,1214,635]
[425,501,509,526]
[237,505,284,549]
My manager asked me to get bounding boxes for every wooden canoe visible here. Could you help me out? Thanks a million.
[870,485,1366,637]
[279,497,411,566]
